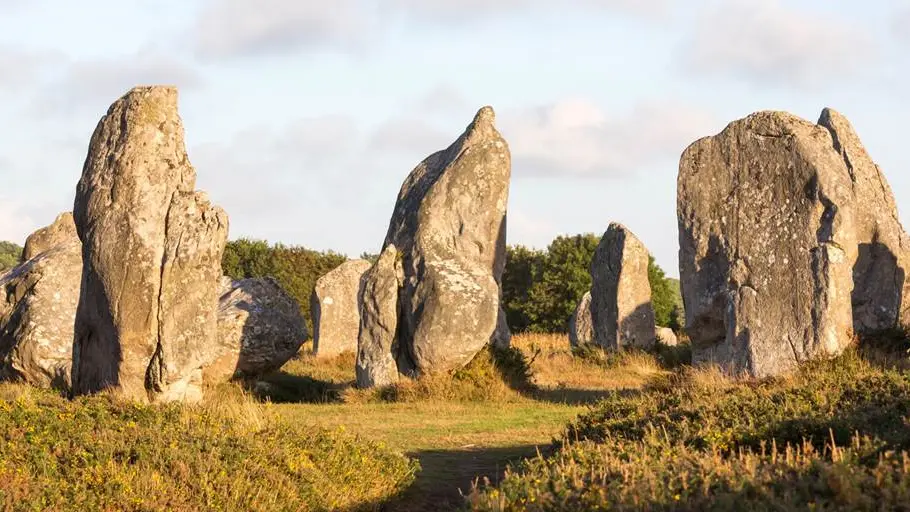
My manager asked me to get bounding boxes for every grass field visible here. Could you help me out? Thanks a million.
[258,333,664,510]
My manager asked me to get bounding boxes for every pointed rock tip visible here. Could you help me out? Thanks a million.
[471,106,496,127]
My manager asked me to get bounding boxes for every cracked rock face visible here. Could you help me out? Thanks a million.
[0,213,81,390]
[207,276,308,382]
[357,106,512,386]
[678,109,908,377]
[311,259,371,358]
[590,223,656,350]
[72,86,228,403]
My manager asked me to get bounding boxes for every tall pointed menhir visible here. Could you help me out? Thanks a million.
[72,86,229,402]
[357,106,511,387]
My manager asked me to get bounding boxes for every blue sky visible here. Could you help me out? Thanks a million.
[0,0,907,276]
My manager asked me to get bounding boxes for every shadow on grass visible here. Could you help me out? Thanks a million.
[372,444,548,512]
[242,370,351,404]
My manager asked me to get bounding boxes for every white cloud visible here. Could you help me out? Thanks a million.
[191,0,373,59]
[23,50,201,124]
[500,98,715,177]
[0,46,65,91]
[388,0,668,22]
[0,201,38,245]
[895,9,910,44]
[684,0,876,88]
[368,117,452,156]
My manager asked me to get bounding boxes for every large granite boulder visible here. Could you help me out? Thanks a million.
[205,277,308,382]
[590,223,656,350]
[311,259,372,358]
[677,109,905,377]
[72,86,229,403]
[357,106,511,386]
[0,214,80,389]
[568,291,593,347]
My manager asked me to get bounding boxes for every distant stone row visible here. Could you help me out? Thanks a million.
[1,86,906,400]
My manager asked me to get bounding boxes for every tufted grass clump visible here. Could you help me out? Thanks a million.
[345,346,536,404]
[469,350,910,510]
[0,384,417,511]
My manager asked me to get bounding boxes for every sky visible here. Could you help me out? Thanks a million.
[0,0,907,276]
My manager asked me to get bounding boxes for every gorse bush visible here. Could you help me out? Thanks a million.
[0,385,417,511]
[470,352,910,510]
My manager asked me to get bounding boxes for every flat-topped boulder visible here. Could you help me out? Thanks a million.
[678,108,907,377]
[72,86,229,403]
[311,259,372,358]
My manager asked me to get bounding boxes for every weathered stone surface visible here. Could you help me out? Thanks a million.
[678,110,863,377]
[656,327,678,347]
[311,259,372,358]
[568,291,593,347]
[22,212,77,262]
[357,106,511,386]
[72,86,228,403]
[206,277,308,382]
[590,223,656,350]
[0,215,81,389]
[356,245,402,388]
[818,109,910,333]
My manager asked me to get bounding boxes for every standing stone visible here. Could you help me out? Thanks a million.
[22,212,77,262]
[205,277,308,382]
[568,291,593,347]
[356,245,403,388]
[311,259,372,358]
[678,110,860,377]
[817,109,910,333]
[357,106,511,386]
[72,86,228,403]
[656,327,678,347]
[0,214,81,389]
[590,223,656,350]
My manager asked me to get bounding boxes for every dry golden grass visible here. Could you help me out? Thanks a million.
[511,333,665,392]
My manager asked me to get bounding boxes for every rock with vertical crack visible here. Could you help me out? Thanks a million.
[311,259,372,358]
[357,106,512,386]
[0,214,80,389]
[678,110,861,377]
[72,86,228,403]
[568,291,593,347]
[590,223,656,350]
[817,109,910,333]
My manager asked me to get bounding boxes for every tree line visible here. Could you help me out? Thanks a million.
[221,234,683,338]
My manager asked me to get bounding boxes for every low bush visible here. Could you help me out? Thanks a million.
[0,385,417,511]
[469,351,910,510]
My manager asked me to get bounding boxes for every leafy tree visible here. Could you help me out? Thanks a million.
[0,241,22,273]
[648,256,677,328]
[506,234,600,334]
[222,238,347,335]
[501,245,544,333]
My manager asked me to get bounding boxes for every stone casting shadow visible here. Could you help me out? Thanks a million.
[852,241,904,334]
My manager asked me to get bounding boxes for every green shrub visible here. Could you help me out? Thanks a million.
[470,353,910,510]
[0,385,417,511]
